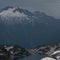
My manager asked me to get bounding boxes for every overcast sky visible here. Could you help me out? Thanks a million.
[0,0,60,18]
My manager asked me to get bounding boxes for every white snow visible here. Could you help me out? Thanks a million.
[51,50,60,59]
[0,8,28,19]
[0,7,30,24]
[4,45,14,51]
[40,50,60,60]
[56,56,60,59]
[10,51,14,54]
[41,57,56,60]
[51,50,60,55]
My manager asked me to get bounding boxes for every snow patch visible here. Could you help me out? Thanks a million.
[51,50,60,55]
[41,57,56,60]
[4,45,14,51]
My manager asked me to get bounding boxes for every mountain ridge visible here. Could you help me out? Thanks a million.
[0,6,56,24]
[0,6,60,48]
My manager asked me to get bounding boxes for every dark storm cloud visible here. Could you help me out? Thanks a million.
[0,0,60,18]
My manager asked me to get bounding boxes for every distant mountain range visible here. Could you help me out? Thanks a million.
[0,6,60,48]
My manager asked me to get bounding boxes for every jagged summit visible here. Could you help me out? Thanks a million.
[0,6,28,18]
[0,6,31,24]
[0,6,33,16]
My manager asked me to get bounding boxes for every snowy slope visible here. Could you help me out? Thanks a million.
[0,7,28,18]
[0,7,30,24]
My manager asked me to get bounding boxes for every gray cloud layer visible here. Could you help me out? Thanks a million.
[0,0,60,18]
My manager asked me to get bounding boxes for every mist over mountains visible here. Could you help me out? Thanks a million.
[0,6,60,48]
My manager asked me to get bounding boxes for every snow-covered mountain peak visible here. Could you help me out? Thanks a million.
[0,6,56,24]
[0,7,28,19]
[0,7,31,24]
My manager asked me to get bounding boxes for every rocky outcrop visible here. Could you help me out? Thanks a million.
[30,43,60,60]
[0,45,31,60]
[0,44,60,60]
